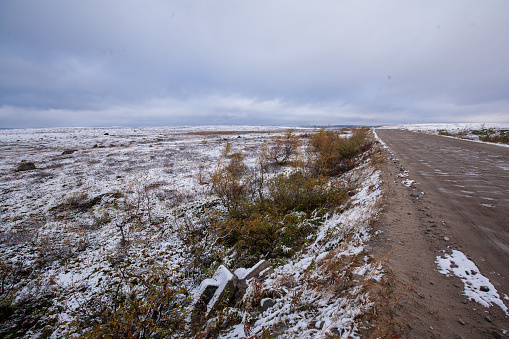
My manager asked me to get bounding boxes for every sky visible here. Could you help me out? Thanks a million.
[1,0,509,128]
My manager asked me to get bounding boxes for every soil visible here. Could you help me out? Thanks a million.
[367,129,509,338]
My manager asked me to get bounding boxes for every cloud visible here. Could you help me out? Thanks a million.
[1,0,509,127]
[3,92,508,129]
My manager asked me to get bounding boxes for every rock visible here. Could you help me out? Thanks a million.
[191,265,238,323]
[261,298,276,311]
[480,286,490,292]
[61,149,77,155]
[347,190,357,197]
[259,266,275,280]
[443,236,450,241]
[330,327,341,336]
[315,320,325,329]
[462,299,467,304]
[492,331,502,339]
[234,260,270,281]
[191,283,218,323]
[207,266,238,316]
[457,318,465,325]
[16,162,36,172]
[104,132,109,135]
[204,317,218,337]
[485,316,493,323]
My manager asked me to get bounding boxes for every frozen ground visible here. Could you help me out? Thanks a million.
[0,126,385,338]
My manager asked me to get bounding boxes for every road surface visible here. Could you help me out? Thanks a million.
[372,129,509,337]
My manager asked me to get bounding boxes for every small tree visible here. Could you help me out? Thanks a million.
[259,129,301,167]
[210,151,252,215]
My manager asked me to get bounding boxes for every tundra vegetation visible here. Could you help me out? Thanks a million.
[435,126,509,144]
[0,126,394,338]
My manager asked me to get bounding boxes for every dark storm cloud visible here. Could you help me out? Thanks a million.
[1,0,508,128]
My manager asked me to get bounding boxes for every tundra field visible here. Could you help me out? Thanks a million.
[0,123,507,338]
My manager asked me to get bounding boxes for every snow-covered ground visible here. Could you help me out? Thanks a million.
[0,126,385,338]
[437,250,508,316]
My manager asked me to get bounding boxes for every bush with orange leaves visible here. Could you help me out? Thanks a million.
[210,150,254,216]
[308,127,372,177]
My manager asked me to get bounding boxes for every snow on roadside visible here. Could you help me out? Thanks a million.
[436,250,508,315]
[401,179,415,187]
[372,129,387,149]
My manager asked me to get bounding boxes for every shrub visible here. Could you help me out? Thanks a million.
[69,266,190,338]
[211,170,347,262]
[437,129,453,136]
[263,129,301,166]
[266,171,345,213]
[210,151,253,215]
[207,127,371,264]
[474,128,509,144]
[308,127,371,176]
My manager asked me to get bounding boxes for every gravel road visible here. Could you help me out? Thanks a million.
[372,129,509,337]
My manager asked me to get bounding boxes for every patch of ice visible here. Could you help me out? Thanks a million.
[436,250,508,315]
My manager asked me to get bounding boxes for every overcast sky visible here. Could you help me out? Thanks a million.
[1,1,509,128]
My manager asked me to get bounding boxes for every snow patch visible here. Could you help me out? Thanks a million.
[401,179,415,187]
[436,250,508,315]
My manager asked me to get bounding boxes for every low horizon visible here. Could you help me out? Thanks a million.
[2,121,509,131]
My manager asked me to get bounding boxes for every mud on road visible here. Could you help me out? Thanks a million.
[369,129,509,338]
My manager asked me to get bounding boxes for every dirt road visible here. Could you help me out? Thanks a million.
[370,129,509,338]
